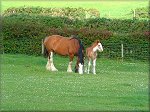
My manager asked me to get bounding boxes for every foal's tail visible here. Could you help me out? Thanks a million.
[42,38,49,58]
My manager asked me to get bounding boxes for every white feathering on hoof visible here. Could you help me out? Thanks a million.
[51,63,58,71]
[79,63,83,74]
[46,60,51,71]
[67,61,73,72]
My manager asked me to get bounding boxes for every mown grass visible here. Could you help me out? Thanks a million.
[1,54,149,111]
[1,0,149,19]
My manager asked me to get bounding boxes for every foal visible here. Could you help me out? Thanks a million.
[85,40,103,74]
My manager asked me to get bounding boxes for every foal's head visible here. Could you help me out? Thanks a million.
[93,40,103,52]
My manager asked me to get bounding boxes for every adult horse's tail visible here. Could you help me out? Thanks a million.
[42,38,49,58]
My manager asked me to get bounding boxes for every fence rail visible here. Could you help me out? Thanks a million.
[41,40,149,61]
[99,43,149,61]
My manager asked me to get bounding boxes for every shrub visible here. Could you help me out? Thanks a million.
[3,7,100,20]
[2,14,149,60]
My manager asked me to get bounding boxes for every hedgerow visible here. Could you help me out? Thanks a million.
[3,7,100,20]
[2,13,149,60]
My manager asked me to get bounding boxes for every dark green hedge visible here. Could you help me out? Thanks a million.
[3,14,149,32]
[84,18,149,33]
[2,14,149,60]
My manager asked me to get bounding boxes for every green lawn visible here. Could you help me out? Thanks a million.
[1,0,149,19]
[1,54,149,111]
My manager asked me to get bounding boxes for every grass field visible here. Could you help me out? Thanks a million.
[1,0,149,19]
[1,54,149,111]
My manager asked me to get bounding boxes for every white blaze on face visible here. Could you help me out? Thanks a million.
[78,63,83,74]
[98,43,103,52]
[93,42,103,52]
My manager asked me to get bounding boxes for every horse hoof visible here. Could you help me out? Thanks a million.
[67,70,73,73]
[46,68,51,71]
[79,72,83,74]
[51,69,58,71]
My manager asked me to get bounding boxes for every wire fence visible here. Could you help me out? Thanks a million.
[99,43,149,61]
[102,9,149,20]
[41,40,149,61]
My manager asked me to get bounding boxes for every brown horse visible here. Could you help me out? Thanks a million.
[85,40,103,74]
[43,35,84,74]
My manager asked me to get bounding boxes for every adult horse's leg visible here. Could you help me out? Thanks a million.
[74,57,79,73]
[46,54,51,70]
[84,57,88,73]
[67,61,73,72]
[92,58,96,74]
[67,54,74,72]
[87,58,91,74]
[50,51,58,71]
[79,63,83,74]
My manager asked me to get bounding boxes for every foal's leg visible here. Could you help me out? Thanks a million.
[87,58,91,74]
[50,52,58,71]
[84,57,88,73]
[92,58,96,74]
[67,54,74,72]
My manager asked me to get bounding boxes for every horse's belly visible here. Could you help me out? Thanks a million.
[55,50,68,56]
[54,47,69,56]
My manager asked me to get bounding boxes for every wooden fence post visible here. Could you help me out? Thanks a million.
[121,42,124,61]
[42,39,44,55]
[108,11,110,18]
[133,9,136,20]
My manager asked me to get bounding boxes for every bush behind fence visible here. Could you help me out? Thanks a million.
[2,14,149,60]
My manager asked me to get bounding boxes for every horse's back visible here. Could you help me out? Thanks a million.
[44,35,61,52]
[44,35,62,44]
[44,35,79,56]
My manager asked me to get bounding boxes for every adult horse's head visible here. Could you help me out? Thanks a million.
[72,35,84,74]
[77,41,84,74]
[93,40,103,52]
